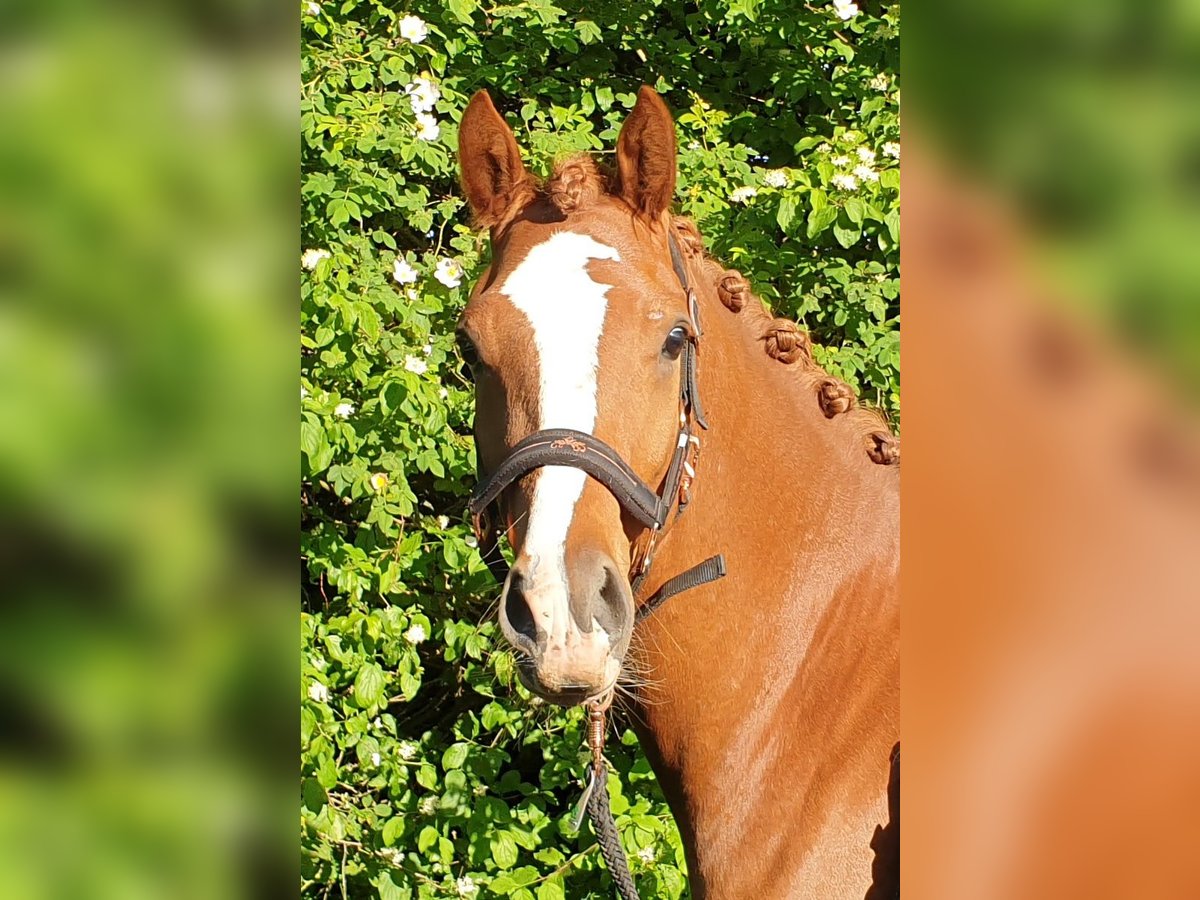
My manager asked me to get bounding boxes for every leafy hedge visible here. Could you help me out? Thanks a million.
[300,1,898,897]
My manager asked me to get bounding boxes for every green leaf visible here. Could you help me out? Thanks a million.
[415,764,437,790]
[416,824,438,854]
[375,872,407,900]
[833,217,861,249]
[489,875,520,895]
[537,882,565,900]
[447,0,478,24]
[776,194,798,233]
[327,196,361,227]
[844,197,866,225]
[302,777,327,812]
[574,20,602,44]
[441,742,469,770]
[491,830,519,869]
[353,663,386,709]
[885,208,900,244]
[382,816,406,846]
[806,205,838,239]
[301,419,330,472]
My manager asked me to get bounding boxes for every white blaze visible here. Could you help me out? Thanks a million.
[500,232,620,638]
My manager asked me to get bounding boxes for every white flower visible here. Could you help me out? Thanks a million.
[334,402,354,418]
[870,73,891,92]
[729,186,758,204]
[404,623,427,645]
[831,173,859,191]
[305,1,321,16]
[404,355,428,375]
[464,535,477,548]
[817,142,832,153]
[378,847,404,866]
[414,112,440,142]
[371,751,382,767]
[436,515,450,529]
[405,77,441,114]
[456,876,478,897]
[393,258,418,284]
[833,0,859,20]
[419,795,438,815]
[853,164,879,183]
[405,287,419,302]
[637,845,657,865]
[398,14,428,43]
[398,740,418,760]
[473,783,487,796]
[308,682,329,703]
[831,155,850,168]
[687,141,700,150]
[434,258,463,288]
[856,147,877,164]
[301,386,308,399]
[301,248,330,270]
[882,141,900,159]
[422,343,432,355]
[372,716,382,728]
[762,169,789,188]
[369,472,389,492]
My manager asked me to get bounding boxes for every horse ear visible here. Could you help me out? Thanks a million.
[615,86,678,220]
[458,91,529,226]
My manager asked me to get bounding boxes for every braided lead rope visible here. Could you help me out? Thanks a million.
[586,760,641,900]
[583,700,640,900]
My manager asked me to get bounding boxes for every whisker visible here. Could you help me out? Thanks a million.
[472,507,533,628]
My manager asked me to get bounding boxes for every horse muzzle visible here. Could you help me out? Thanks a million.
[499,549,632,705]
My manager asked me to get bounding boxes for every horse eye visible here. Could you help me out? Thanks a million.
[662,325,688,360]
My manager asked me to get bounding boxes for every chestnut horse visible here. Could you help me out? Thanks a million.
[456,87,899,899]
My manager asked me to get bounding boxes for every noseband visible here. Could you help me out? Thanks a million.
[467,233,726,621]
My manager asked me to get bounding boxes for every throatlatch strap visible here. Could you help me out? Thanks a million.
[634,554,726,622]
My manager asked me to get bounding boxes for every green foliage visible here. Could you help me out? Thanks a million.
[301,1,898,896]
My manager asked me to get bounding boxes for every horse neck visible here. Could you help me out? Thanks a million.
[627,278,898,802]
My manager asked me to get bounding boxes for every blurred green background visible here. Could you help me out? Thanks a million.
[0,7,295,900]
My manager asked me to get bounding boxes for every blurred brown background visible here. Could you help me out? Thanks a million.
[905,0,1200,896]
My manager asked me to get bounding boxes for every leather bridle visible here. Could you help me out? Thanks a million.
[467,233,727,622]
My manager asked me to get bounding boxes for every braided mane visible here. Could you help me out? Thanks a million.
[525,156,900,467]
[667,218,900,467]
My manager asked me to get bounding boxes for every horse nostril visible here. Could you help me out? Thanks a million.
[593,564,632,638]
[501,572,542,652]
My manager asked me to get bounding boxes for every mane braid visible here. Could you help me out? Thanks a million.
[544,154,607,215]
[670,215,900,467]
